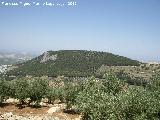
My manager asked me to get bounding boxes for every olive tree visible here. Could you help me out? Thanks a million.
[28,78,49,106]
[0,80,7,104]
[76,74,160,120]
[14,78,29,107]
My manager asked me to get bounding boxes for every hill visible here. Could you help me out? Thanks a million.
[6,50,140,77]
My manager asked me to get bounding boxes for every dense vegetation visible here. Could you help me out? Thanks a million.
[0,73,160,119]
[6,50,140,77]
[97,64,160,81]
[76,74,160,120]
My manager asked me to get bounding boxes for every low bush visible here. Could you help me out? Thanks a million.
[45,87,59,104]
[14,78,29,107]
[28,78,49,106]
[0,80,7,104]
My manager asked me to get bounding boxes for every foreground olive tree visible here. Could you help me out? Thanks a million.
[28,78,49,107]
[0,80,7,104]
[75,75,124,120]
[62,81,84,110]
[14,78,29,107]
[76,74,160,120]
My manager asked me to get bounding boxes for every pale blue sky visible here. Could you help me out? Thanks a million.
[0,0,160,62]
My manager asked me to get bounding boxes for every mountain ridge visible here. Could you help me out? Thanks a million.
[6,50,141,77]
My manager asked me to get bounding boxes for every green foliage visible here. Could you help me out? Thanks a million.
[76,75,160,120]
[28,78,49,105]
[45,87,55,104]
[6,80,16,98]
[149,73,160,91]
[115,71,148,86]
[0,80,13,104]
[63,82,83,110]
[117,87,160,120]
[0,72,160,119]
[45,87,65,105]
[56,88,65,103]
[0,80,7,103]
[0,77,50,107]
[7,50,140,78]
[147,73,160,114]
[14,78,29,105]
[102,73,125,94]
[76,76,124,119]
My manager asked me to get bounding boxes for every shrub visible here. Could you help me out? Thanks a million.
[76,77,109,119]
[45,87,59,104]
[76,75,160,120]
[0,80,13,104]
[102,73,125,94]
[45,87,65,104]
[63,81,84,110]
[0,80,7,104]
[14,78,29,107]
[117,86,160,119]
[28,78,49,106]
[149,73,160,91]
[75,76,124,119]
[56,88,65,103]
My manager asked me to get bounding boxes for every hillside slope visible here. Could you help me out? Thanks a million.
[6,50,140,77]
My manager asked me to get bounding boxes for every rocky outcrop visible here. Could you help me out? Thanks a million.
[47,104,66,114]
[6,98,19,103]
[40,52,57,63]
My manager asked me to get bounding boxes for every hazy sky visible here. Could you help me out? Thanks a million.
[0,0,160,62]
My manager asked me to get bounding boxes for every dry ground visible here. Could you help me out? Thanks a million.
[0,103,80,119]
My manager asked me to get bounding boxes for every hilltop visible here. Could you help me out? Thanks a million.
[6,50,140,77]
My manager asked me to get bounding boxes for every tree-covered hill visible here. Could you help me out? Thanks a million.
[6,50,140,77]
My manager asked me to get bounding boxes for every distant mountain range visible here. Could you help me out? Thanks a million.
[6,50,141,78]
[0,52,36,65]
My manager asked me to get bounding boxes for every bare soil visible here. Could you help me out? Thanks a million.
[0,103,80,119]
